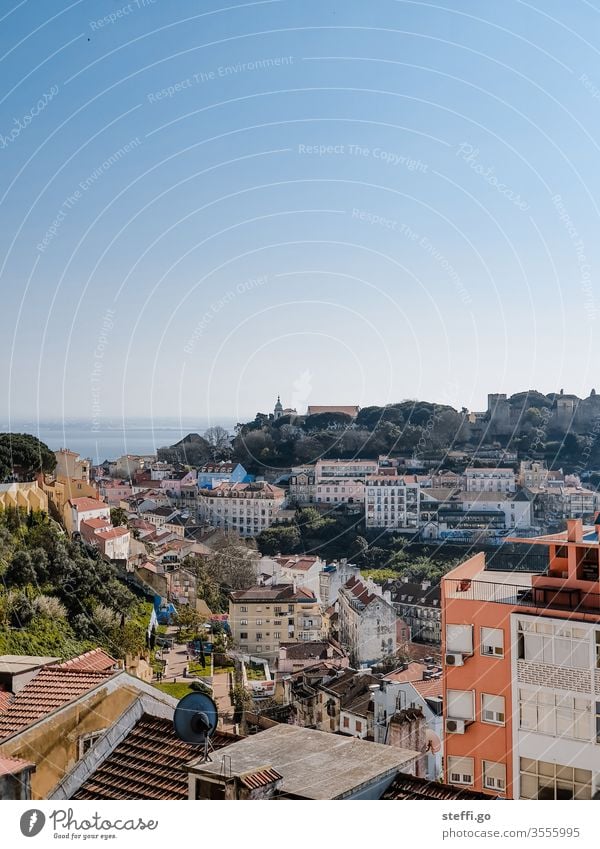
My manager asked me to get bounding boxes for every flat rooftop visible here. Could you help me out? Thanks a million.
[0,656,60,674]
[445,568,532,603]
[188,724,418,799]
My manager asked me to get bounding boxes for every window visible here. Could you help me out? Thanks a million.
[518,620,589,668]
[239,632,248,640]
[481,627,504,657]
[519,688,591,740]
[256,633,263,641]
[520,759,592,800]
[482,693,505,725]
[447,689,475,721]
[255,619,262,625]
[274,632,281,639]
[240,606,247,612]
[343,716,349,728]
[355,720,362,733]
[78,731,103,759]
[483,760,506,792]
[448,756,474,785]
[240,619,247,625]
[446,623,473,654]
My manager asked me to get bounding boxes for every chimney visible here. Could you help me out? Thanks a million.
[566,518,583,543]
[421,580,431,590]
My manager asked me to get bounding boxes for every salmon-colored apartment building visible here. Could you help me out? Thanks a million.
[442,518,600,800]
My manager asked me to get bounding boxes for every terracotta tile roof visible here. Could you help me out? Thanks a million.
[231,584,316,602]
[72,714,240,800]
[0,689,13,714]
[0,755,35,777]
[58,649,118,672]
[275,555,319,571]
[96,527,129,540]
[0,666,116,740]
[81,518,111,530]
[382,772,494,800]
[412,678,443,699]
[69,497,108,512]
[383,662,427,684]
[239,767,283,790]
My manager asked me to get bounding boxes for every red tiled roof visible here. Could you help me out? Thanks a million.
[58,649,118,672]
[382,772,494,800]
[97,527,129,540]
[0,755,35,777]
[69,497,108,512]
[0,666,116,740]
[412,678,443,699]
[81,518,111,530]
[383,662,427,684]
[231,584,316,602]
[275,555,319,571]
[0,690,13,714]
[72,714,240,800]
[239,767,282,790]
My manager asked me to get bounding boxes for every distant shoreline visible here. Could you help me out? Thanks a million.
[0,418,240,463]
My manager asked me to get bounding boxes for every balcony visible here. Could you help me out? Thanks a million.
[444,577,600,615]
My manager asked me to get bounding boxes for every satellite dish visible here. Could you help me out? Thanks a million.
[173,692,218,746]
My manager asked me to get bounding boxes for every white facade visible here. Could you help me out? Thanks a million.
[510,612,600,800]
[315,478,365,506]
[70,504,111,533]
[372,680,443,780]
[199,482,285,538]
[458,493,532,529]
[337,577,397,666]
[465,468,516,494]
[315,459,378,478]
[365,477,420,529]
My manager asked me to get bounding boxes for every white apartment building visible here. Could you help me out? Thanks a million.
[64,497,111,535]
[511,612,600,800]
[457,491,532,529]
[315,478,365,506]
[365,477,420,529]
[258,554,326,600]
[465,467,516,494]
[337,576,397,667]
[315,459,379,478]
[199,481,286,537]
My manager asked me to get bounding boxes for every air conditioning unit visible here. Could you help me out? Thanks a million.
[446,718,466,734]
[445,652,464,666]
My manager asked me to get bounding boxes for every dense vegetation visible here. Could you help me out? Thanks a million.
[230,402,462,473]
[0,507,147,660]
[256,507,455,584]
[158,392,600,477]
[0,433,56,480]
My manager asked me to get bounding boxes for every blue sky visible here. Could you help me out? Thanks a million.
[1,0,600,423]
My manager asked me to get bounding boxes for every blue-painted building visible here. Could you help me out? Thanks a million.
[197,462,253,490]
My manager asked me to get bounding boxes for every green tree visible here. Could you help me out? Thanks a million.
[110,507,128,527]
[0,433,56,480]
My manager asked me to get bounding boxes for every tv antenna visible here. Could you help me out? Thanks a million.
[173,691,219,763]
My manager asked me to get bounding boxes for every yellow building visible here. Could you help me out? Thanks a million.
[0,482,48,514]
[0,650,175,800]
[54,448,90,483]
[40,475,99,516]
[229,584,325,660]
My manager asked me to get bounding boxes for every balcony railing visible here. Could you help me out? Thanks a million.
[444,577,600,614]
